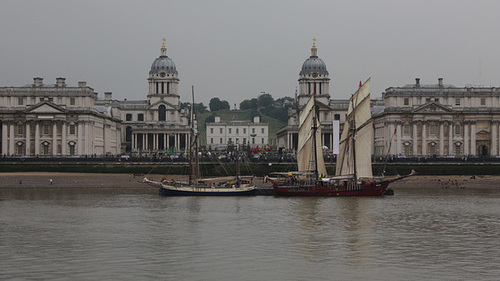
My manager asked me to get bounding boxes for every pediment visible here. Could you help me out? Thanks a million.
[148,100,177,110]
[411,102,454,114]
[26,102,66,114]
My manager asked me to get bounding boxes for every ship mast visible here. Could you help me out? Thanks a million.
[312,87,319,176]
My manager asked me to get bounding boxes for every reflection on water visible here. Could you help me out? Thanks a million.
[1,187,499,280]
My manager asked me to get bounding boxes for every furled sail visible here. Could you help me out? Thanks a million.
[336,78,373,179]
[297,95,327,176]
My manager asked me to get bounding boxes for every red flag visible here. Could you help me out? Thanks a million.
[394,128,397,135]
[359,81,362,88]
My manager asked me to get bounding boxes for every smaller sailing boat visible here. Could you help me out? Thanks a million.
[272,78,414,196]
[144,86,257,196]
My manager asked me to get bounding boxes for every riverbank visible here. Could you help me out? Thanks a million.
[1,172,499,189]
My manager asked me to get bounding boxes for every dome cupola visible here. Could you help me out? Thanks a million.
[150,39,178,75]
[299,39,328,76]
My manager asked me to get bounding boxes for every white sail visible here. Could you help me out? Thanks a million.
[297,95,327,176]
[336,78,373,179]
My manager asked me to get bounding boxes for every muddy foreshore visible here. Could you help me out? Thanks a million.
[1,172,499,190]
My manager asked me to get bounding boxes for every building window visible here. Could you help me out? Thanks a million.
[404,98,409,106]
[158,105,166,121]
[243,138,247,144]
[229,128,232,134]
[220,138,223,144]
[210,128,213,134]
[70,97,75,105]
[18,97,23,105]
[138,114,144,121]
[69,125,75,135]
[220,128,223,134]
[210,138,213,144]
[403,125,410,136]
[40,98,45,102]
[261,128,265,134]
[126,114,132,121]
[69,144,75,156]
[404,144,411,156]
[434,98,439,102]
[43,125,50,135]
[228,138,232,143]
[252,138,255,144]
[243,128,246,134]
[236,128,239,134]
[429,144,436,155]
[252,128,255,134]
[261,138,264,144]
[48,98,53,102]
[429,124,436,136]
[454,125,461,135]
[334,114,340,120]
[481,98,486,105]
[17,144,23,155]
[455,98,461,106]
[43,144,49,155]
[455,144,461,156]
[17,125,24,135]
[236,138,239,144]
[425,98,431,102]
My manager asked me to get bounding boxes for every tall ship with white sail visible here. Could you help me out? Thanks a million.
[272,78,413,196]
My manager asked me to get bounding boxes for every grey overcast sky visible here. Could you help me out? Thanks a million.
[1,0,499,107]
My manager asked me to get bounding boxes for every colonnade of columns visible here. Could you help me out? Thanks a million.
[131,132,189,153]
[387,120,500,156]
[1,120,90,156]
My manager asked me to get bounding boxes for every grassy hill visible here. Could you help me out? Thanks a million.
[196,110,286,147]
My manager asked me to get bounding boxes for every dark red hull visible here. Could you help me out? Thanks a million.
[273,180,391,196]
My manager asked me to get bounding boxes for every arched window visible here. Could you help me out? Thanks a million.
[159,105,166,121]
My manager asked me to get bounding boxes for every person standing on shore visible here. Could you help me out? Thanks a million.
[49,178,53,185]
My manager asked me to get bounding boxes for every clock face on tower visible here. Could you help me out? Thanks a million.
[160,72,166,77]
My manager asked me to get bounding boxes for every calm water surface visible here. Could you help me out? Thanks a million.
[1,186,499,280]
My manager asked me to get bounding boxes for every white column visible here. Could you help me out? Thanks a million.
[84,122,90,155]
[439,122,444,156]
[35,122,40,155]
[1,123,7,156]
[62,123,67,156]
[412,122,418,156]
[52,122,57,155]
[77,122,83,155]
[471,122,476,155]
[464,122,469,155]
[448,122,453,155]
[422,122,427,156]
[9,124,14,156]
[167,133,170,148]
[26,122,31,156]
[491,121,497,156]
[396,122,402,155]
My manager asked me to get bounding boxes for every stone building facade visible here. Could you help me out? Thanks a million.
[0,78,121,156]
[0,40,190,157]
[276,41,348,152]
[206,116,268,150]
[374,78,500,157]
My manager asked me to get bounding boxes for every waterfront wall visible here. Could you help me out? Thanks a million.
[2,162,500,176]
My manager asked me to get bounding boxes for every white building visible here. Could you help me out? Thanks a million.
[206,116,268,150]
[276,40,347,152]
[373,78,500,157]
[0,78,121,156]
[0,40,191,157]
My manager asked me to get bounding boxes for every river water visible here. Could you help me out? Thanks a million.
[1,186,499,281]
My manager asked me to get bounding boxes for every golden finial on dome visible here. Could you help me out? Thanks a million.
[312,37,317,49]
[162,37,166,48]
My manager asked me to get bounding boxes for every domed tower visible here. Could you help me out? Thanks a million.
[147,39,180,106]
[297,39,330,108]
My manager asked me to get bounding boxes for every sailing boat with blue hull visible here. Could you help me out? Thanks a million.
[272,78,413,196]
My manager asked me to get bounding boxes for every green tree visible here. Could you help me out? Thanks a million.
[258,93,274,107]
[209,97,222,111]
